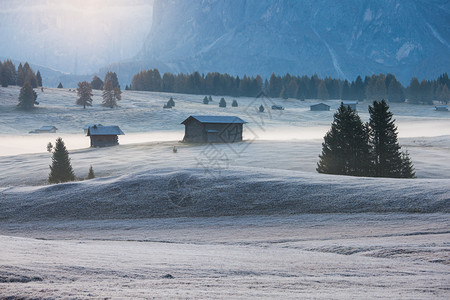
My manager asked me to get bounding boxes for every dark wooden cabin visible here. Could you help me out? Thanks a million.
[181,116,247,143]
[310,103,330,111]
[87,125,124,147]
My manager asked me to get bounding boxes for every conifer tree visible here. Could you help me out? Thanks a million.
[317,103,371,176]
[368,100,414,178]
[167,97,175,107]
[57,82,63,88]
[102,80,121,108]
[232,99,238,107]
[87,165,95,179]
[36,70,43,87]
[203,96,209,104]
[17,82,35,110]
[104,71,120,89]
[48,137,75,183]
[76,81,93,108]
[91,75,104,90]
[219,98,226,107]
[259,104,265,112]
[16,63,24,86]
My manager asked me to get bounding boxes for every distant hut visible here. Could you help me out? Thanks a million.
[310,103,330,111]
[435,105,448,111]
[181,116,247,143]
[342,101,358,111]
[31,126,58,133]
[87,125,124,147]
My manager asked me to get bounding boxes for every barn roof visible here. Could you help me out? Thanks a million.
[87,125,124,136]
[181,116,247,124]
[310,103,330,108]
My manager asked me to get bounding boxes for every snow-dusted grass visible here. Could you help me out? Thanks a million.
[0,86,449,298]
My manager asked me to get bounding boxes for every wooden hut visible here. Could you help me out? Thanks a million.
[435,105,448,111]
[87,125,124,147]
[310,103,330,111]
[181,116,247,143]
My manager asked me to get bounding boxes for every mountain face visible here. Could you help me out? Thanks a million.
[136,0,450,84]
[0,0,153,75]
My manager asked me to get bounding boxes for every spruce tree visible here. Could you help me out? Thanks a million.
[57,82,63,88]
[167,97,175,107]
[17,82,35,110]
[48,138,75,183]
[317,103,371,176]
[36,70,43,87]
[219,98,226,107]
[102,80,121,108]
[91,75,104,90]
[232,99,238,107]
[76,81,93,109]
[203,96,209,104]
[368,100,414,178]
[87,165,95,179]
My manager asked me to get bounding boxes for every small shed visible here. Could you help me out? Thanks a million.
[435,105,448,111]
[34,126,58,133]
[181,116,247,143]
[310,103,330,111]
[271,105,284,110]
[342,101,358,111]
[87,125,124,147]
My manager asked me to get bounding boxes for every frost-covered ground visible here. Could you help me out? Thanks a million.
[0,86,449,298]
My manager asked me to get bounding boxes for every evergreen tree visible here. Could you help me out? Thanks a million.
[219,98,226,107]
[16,63,24,86]
[437,84,450,104]
[232,99,238,107]
[17,82,35,110]
[48,137,75,184]
[341,80,352,100]
[91,75,104,90]
[0,63,7,87]
[203,96,209,104]
[354,75,365,101]
[387,79,405,102]
[167,97,175,107]
[76,81,93,109]
[102,80,121,108]
[36,70,43,87]
[104,71,120,89]
[57,82,63,88]
[208,95,213,102]
[87,165,95,179]
[317,103,371,176]
[317,81,329,100]
[259,104,265,112]
[408,77,420,103]
[368,100,414,178]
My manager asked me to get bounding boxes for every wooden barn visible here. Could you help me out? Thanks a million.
[310,103,330,111]
[181,116,247,143]
[342,101,358,110]
[87,125,124,147]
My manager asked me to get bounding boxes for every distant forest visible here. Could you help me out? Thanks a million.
[0,59,42,88]
[130,69,450,104]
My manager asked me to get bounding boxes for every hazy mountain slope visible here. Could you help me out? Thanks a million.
[136,0,450,84]
[0,0,153,75]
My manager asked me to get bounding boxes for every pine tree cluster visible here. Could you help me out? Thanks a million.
[317,100,415,178]
[128,67,449,104]
[0,59,42,88]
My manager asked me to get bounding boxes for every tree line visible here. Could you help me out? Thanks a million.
[0,59,42,88]
[129,68,450,104]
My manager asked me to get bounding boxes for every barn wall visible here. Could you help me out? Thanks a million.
[90,135,119,147]
[183,120,206,143]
